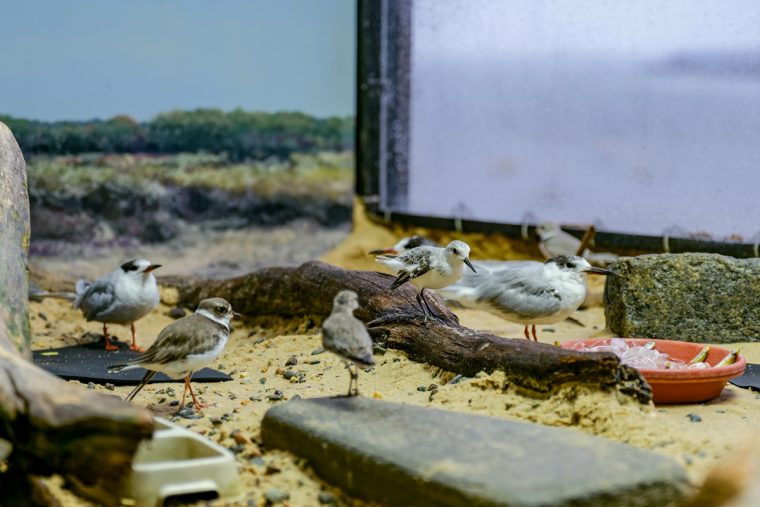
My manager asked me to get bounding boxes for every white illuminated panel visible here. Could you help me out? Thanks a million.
[406,0,760,239]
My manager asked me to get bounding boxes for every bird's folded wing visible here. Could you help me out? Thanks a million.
[323,320,373,363]
[476,268,563,319]
[76,280,116,320]
[132,316,222,365]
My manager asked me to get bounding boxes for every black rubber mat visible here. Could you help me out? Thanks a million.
[32,337,232,385]
[729,363,760,391]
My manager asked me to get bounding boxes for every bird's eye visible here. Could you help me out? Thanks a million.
[566,263,575,269]
[216,306,225,313]
[452,249,459,255]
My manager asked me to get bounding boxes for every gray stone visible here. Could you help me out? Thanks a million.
[0,122,31,356]
[605,253,760,343]
[264,488,290,504]
[262,397,690,507]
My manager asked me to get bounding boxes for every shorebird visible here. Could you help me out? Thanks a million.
[536,222,618,266]
[321,290,375,396]
[437,255,617,340]
[376,240,476,321]
[368,235,439,256]
[108,297,238,411]
[74,259,161,351]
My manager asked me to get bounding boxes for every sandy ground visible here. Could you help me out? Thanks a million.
[33,206,760,506]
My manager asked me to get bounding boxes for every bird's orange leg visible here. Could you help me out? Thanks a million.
[186,374,209,410]
[176,376,190,413]
[103,323,119,351]
[129,322,144,352]
[523,325,531,340]
[531,325,539,341]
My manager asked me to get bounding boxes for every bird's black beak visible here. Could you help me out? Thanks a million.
[144,264,161,273]
[464,258,477,273]
[584,266,619,277]
[232,311,241,319]
[369,248,398,255]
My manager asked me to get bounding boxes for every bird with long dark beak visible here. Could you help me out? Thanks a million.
[376,240,476,321]
[438,255,618,340]
[74,259,162,351]
[369,235,439,256]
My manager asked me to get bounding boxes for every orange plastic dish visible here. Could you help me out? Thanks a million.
[562,338,746,404]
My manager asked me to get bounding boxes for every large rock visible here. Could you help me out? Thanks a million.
[605,253,760,343]
[262,397,690,507]
[0,122,31,356]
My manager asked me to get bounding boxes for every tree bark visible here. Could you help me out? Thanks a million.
[165,261,652,403]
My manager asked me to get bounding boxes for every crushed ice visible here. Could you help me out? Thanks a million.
[568,338,708,370]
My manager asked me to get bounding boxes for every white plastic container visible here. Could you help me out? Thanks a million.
[126,417,242,506]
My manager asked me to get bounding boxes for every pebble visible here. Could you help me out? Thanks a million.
[311,347,325,355]
[264,488,290,504]
[542,327,555,333]
[170,400,180,407]
[166,387,176,397]
[449,374,467,384]
[416,385,427,392]
[105,383,115,391]
[364,367,374,373]
[231,429,250,445]
[285,356,298,366]
[177,407,202,419]
[228,444,246,454]
[686,413,702,423]
[283,370,298,380]
[318,492,336,505]
[268,390,284,401]
[210,417,223,426]
[38,312,48,321]
[254,337,266,344]
[168,306,186,319]
[372,345,387,355]
[87,382,95,390]
[249,456,266,467]
[308,359,321,365]
[242,379,253,385]
[259,377,267,384]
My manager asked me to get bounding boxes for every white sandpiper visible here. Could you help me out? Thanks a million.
[376,240,476,321]
[437,255,617,340]
[74,259,161,351]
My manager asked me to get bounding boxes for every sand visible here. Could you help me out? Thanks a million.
[32,205,760,505]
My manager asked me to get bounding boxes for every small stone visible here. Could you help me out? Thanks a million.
[229,444,246,454]
[268,390,284,401]
[283,370,297,380]
[255,337,266,344]
[242,379,253,385]
[264,488,290,504]
[364,367,374,373]
[372,345,388,355]
[210,417,223,426]
[231,429,250,445]
[105,383,115,391]
[715,410,726,414]
[166,386,176,397]
[87,382,95,389]
[311,347,325,355]
[265,465,282,475]
[168,306,186,319]
[249,456,266,467]
[218,363,225,370]
[309,359,321,365]
[177,406,202,419]
[318,492,336,505]
[687,413,702,423]
[229,392,237,400]
[417,385,427,392]
[450,374,465,384]
[38,312,48,321]
[393,358,401,362]
[542,327,555,333]
[170,400,180,407]
[285,356,298,366]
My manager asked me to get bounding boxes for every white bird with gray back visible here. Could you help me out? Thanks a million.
[74,259,161,351]
[376,240,476,321]
[321,290,375,397]
[437,255,617,340]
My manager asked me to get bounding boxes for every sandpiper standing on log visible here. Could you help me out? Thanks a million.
[438,255,617,340]
[321,290,375,396]
[376,240,476,321]
[368,235,439,256]
[108,297,238,411]
[74,259,161,351]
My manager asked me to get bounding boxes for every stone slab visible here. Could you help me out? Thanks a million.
[262,397,690,507]
[605,253,760,343]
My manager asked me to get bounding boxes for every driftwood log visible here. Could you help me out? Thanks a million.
[166,261,652,403]
[0,121,154,506]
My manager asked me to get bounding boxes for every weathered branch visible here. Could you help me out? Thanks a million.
[165,261,651,403]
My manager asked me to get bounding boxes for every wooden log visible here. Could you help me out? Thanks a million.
[166,261,652,403]
[0,121,154,506]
